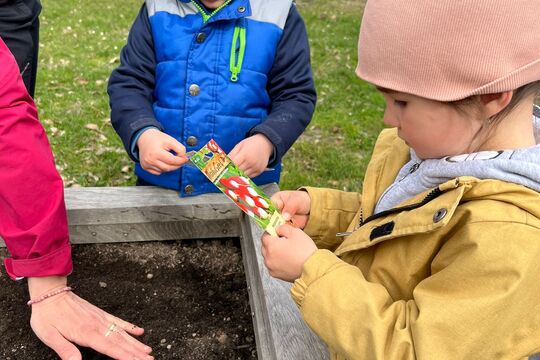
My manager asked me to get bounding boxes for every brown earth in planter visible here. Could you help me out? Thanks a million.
[0,239,256,359]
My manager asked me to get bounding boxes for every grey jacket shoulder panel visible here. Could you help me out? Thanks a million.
[145,0,197,17]
[248,0,293,29]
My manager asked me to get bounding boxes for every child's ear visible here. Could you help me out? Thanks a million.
[479,91,513,118]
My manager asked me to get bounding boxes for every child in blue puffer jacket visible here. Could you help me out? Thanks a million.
[108,0,316,197]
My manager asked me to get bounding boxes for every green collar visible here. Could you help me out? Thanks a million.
[191,0,233,23]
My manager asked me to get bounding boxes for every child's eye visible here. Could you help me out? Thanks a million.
[394,100,407,108]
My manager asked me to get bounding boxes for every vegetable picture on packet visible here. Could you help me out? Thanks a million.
[190,139,285,236]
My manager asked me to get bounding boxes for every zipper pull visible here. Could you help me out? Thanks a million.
[409,162,420,174]
[399,161,422,182]
[336,224,360,237]
[229,24,246,82]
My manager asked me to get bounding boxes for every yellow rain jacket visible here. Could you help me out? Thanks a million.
[291,129,540,360]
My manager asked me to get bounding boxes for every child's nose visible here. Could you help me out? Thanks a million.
[382,109,399,128]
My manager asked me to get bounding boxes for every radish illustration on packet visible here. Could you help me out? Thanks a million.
[188,139,286,236]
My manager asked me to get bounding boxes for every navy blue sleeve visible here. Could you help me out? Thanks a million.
[107,4,162,162]
[248,4,317,167]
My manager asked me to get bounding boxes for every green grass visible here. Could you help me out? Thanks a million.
[36,0,384,191]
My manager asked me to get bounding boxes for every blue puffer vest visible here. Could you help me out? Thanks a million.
[136,0,291,196]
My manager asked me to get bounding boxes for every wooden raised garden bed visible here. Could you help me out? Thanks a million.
[0,184,328,359]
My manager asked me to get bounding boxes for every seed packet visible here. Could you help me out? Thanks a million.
[189,139,285,236]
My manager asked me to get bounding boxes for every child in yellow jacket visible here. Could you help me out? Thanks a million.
[261,1,540,359]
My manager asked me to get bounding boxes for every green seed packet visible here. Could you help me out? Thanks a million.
[189,139,285,236]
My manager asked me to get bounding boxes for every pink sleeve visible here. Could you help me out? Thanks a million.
[0,38,72,280]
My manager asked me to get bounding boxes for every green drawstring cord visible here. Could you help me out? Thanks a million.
[229,22,246,82]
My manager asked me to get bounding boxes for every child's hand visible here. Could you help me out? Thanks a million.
[137,129,188,176]
[272,190,311,229]
[261,224,317,282]
[229,134,274,178]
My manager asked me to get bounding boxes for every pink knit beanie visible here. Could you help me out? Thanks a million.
[356,0,540,101]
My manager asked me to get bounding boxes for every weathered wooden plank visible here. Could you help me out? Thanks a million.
[66,186,227,209]
[240,217,275,360]
[69,219,240,244]
[65,186,240,225]
[239,183,329,360]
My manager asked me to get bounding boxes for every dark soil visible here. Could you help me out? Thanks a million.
[0,239,256,359]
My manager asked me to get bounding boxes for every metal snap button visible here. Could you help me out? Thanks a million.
[433,208,447,223]
[196,32,206,43]
[237,6,246,13]
[186,136,198,146]
[188,84,200,96]
[185,185,194,194]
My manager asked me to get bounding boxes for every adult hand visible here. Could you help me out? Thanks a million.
[261,224,317,282]
[28,277,153,360]
[137,128,188,176]
[271,190,311,229]
[228,133,274,178]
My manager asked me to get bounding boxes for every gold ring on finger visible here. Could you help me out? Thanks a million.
[104,322,117,337]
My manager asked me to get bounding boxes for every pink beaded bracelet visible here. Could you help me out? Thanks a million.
[27,286,72,306]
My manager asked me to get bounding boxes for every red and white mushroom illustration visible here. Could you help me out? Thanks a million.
[237,203,255,217]
[219,175,270,219]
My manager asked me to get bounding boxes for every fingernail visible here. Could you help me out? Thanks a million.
[283,212,291,220]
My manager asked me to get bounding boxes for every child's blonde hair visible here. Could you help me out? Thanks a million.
[448,80,540,151]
